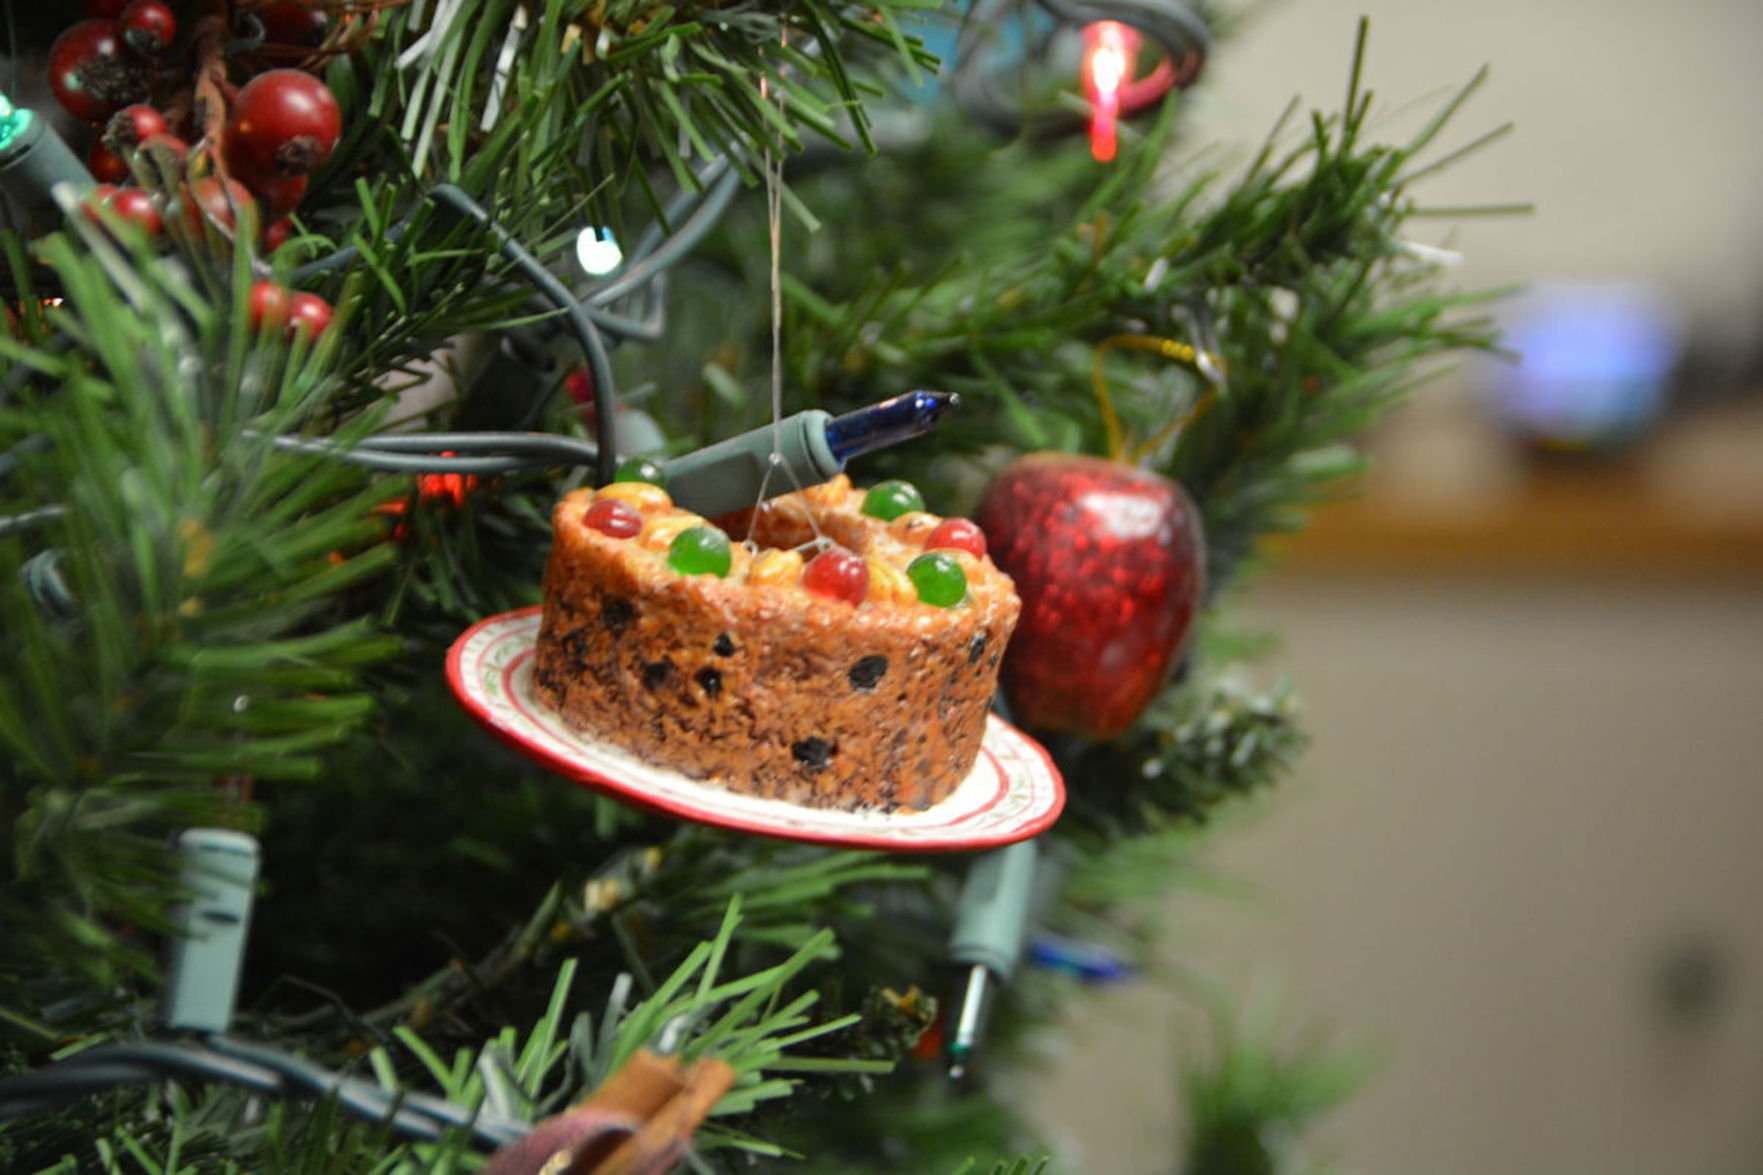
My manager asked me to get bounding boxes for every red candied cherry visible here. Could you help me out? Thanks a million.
[263,216,295,252]
[48,19,149,123]
[285,291,332,339]
[583,498,642,539]
[802,547,871,606]
[106,186,162,234]
[247,280,290,333]
[175,176,256,235]
[119,0,176,55]
[925,517,988,559]
[103,104,168,154]
[226,70,342,179]
[86,139,129,184]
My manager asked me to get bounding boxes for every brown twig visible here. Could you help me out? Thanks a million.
[189,1,235,177]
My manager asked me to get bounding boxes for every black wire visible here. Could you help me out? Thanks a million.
[267,429,599,476]
[204,1037,448,1144]
[270,437,546,477]
[289,220,412,285]
[355,431,597,460]
[625,158,734,267]
[210,1037,526,1148]
[72,1041,283,1096]
[427,185,618,482]
[0,1037,529,1149]
[0,1063,160,1119]
[586,165,741,309]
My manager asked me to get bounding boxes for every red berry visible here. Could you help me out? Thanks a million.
[119,0,176,55]
[285,292,332,339]
[263,216,295,252]
[87,139,129,183]
[248,280,290,332]
[226,70,341,179]
[104,104,168,154]
[802,547,870,606]
[48,19,149,123]
[925,517,987,559]
[107,186,162,234]
[258,2,330,47]
[584,498,642,539]
[175,176,256,236]
[235,167,308,217]
[79,183,121,224]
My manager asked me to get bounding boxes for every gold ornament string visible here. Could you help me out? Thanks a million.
[1090,332,1226,463]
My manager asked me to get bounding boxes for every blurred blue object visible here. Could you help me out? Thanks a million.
[1028,933,1135,983]
[1490,281,1678,451]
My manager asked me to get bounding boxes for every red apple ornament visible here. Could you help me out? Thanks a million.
[975,453,1204,739]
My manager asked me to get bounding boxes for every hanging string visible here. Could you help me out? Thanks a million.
[750,42,827,554]
[767,137,785,469]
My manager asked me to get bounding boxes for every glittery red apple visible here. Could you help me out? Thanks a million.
[976,453,1204,740]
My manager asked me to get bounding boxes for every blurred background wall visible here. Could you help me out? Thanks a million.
[1025,1,1763,1171]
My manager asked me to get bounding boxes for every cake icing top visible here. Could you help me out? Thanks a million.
[562,474,1017,621]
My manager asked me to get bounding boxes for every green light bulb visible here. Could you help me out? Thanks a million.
[0,92,33,154]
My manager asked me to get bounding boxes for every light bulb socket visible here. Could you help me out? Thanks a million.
[0,108,96,231]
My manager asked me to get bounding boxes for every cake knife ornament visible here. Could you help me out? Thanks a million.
[661,390,959,518]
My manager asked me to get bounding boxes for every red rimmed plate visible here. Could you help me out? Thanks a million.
[446,607,1064,852]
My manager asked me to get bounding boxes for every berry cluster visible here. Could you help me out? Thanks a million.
[48,2,382,336]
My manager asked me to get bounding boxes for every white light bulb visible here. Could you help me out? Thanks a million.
[575,227,623,276]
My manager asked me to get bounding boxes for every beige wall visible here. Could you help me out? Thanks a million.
[1028,578,1763,1174]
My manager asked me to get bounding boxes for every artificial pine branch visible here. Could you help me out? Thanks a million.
[0,220,403,1024]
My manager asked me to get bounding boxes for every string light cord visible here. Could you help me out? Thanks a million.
[0,1036,528,1149]
[582,163,741,309]
[266,429,598,476]
[424,184,616,478]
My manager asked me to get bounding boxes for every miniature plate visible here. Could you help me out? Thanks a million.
[447,607,1064,852]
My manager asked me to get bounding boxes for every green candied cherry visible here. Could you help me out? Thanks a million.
[614,455,668,487]
[668,525,732,577]
[907,551,967,607]
[861,479,925,522]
